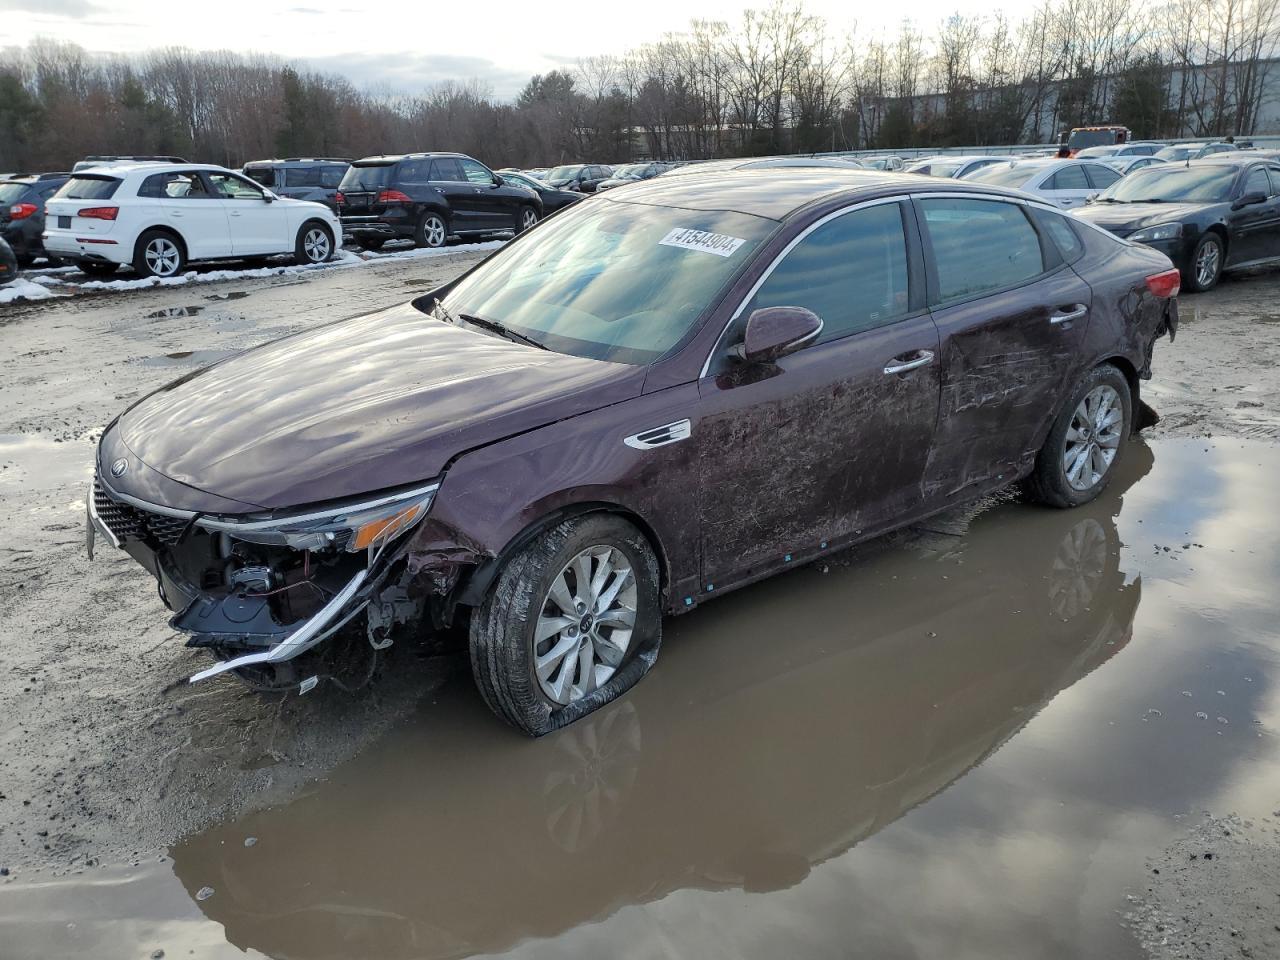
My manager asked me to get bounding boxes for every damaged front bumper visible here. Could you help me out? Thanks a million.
[87,473,439,687]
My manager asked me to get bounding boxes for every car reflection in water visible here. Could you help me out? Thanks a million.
[171,443,1152,960]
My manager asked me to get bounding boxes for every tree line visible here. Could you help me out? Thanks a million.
[2,0,1279,174]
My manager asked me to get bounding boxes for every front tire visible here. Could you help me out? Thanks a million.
[414,212,448,249]
[469,515,662,737]
[1026,363,1132,509]
[133,230,185,279]
[295,221,334,265]
[1185,232,1223,292]
[516,205,539,234]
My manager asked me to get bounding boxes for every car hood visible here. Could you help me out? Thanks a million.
[1074,200,1213,234]
[116,302,646,510]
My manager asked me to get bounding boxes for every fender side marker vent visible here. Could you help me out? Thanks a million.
[624,419,691,449]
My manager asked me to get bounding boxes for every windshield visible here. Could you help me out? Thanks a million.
[547,165,583,181]
[1067,129,1121,150]
[1076,146,1119,158]
[55,175,121,200]
[964,163,1041,187]
[338,163,395,191]
[435,198,775,364]
[1154,146,1196,162]
[1098,164,1237,203]
[612,164,647,179]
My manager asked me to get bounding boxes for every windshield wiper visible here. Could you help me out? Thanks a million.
[459,312,549,351]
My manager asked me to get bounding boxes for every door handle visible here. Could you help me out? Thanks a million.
[170,211,183,218]
[1050,304,1088,325]
[883,350,935,375]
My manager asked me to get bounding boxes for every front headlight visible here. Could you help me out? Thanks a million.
[197,483,438,553]
[1128,222,1183,242]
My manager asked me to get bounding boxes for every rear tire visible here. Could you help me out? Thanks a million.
[356,238,385,252]
[469,514,661,737]
[294,220,334,265]
[1025,363,1132,509]
[133,230,186,279]
[414,212,448,249]
[1184,232,1223,292]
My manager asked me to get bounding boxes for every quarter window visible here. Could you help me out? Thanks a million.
[745,202,911,343]
[1033,208,1085,263]
[285,166,323,187]
[920,197,1046,303]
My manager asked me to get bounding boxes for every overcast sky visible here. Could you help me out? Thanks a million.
[0,0,1000,100]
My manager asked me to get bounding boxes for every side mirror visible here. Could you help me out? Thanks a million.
[733,306,823,364]
[492,174,503,187]
[1233,191,1266,209]
[1085,192,1098,203]
[262,192,275,203]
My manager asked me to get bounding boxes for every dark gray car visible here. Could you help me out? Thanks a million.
[243,158,350,211]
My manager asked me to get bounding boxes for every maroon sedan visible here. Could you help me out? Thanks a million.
[87,169,1178,736]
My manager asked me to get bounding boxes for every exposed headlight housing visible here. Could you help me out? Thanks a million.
[197,482,438,553]
[1128,222,1183,242]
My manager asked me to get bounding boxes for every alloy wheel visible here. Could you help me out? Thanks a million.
[303,227,330,262]
[424,216,446,247]
[1196,239,1221,288]
[534,545,637,705]
[144,237,181,277]
[522,208,538,230]
[1062,384,1123,491]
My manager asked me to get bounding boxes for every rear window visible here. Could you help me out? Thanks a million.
[0,182,31,204]
[338,163,396,191]
[244,166,276,187]
[284,166,323,187]
[965,163,1041,188]
[55,175,121,200]
[320,166,345,188]
[920,197,1047,303]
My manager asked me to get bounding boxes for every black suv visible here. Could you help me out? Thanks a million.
[337,153,541,250]
[544,164,614,193]
[0,172,70,265]
[242,158,350,210]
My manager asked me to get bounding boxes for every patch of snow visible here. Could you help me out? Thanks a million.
[0,278,62,303]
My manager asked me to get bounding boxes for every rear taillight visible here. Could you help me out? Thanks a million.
[1145,268,1181,299]
[334,191,345,206]
[9,202,38,220]
[77,206,118,221]
[376,189,412,204]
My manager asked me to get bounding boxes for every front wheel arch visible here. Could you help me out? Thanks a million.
[455,502,670,610]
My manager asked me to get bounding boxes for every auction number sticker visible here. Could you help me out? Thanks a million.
[659,228,746,258]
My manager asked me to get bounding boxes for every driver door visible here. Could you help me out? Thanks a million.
[205,171,290,255]
[1228,165,1280,265]
[696,200,941,589]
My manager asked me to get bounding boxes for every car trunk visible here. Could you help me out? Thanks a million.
[44,174,123,238]
[337,162,397,215]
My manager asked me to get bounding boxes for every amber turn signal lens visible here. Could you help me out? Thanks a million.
[351,501,428,551]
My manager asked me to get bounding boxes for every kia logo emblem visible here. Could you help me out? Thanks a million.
[110,458,128,478]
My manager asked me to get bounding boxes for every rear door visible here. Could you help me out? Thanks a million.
[1042,164,1094,208]
[429,157,481,231]
[1084,163,1122,195]
[205,171,291,255]
[916,195,1092,499]
[697,199,940,587]
[137,170,232,260]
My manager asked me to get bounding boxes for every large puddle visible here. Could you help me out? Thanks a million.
[2,438,1278,960]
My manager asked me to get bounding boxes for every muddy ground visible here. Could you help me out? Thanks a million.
[1,254,1279,960]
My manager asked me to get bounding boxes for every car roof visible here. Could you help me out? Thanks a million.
[245,157,351,166]
[71,162,233,178]
[603,167,1038,220]
[351,153,469,164]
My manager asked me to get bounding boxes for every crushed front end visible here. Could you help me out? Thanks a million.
[87,463,440,693]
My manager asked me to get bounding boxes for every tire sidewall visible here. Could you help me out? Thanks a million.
[133,230,185,279]
[472,515,661,736]
[516,205,538,234]
[415,211,447,248]
[296,220,333,264]
[1186,233,1223,292]
[1036,364,1132,508]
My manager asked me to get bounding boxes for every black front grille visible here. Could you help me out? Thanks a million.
[93,477,192,547]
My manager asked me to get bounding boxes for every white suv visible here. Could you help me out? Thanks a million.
[43,163,342,278]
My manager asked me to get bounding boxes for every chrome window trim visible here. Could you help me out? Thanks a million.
[698,194,908,379]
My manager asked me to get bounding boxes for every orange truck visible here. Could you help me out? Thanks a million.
[1058,124,1132,157]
